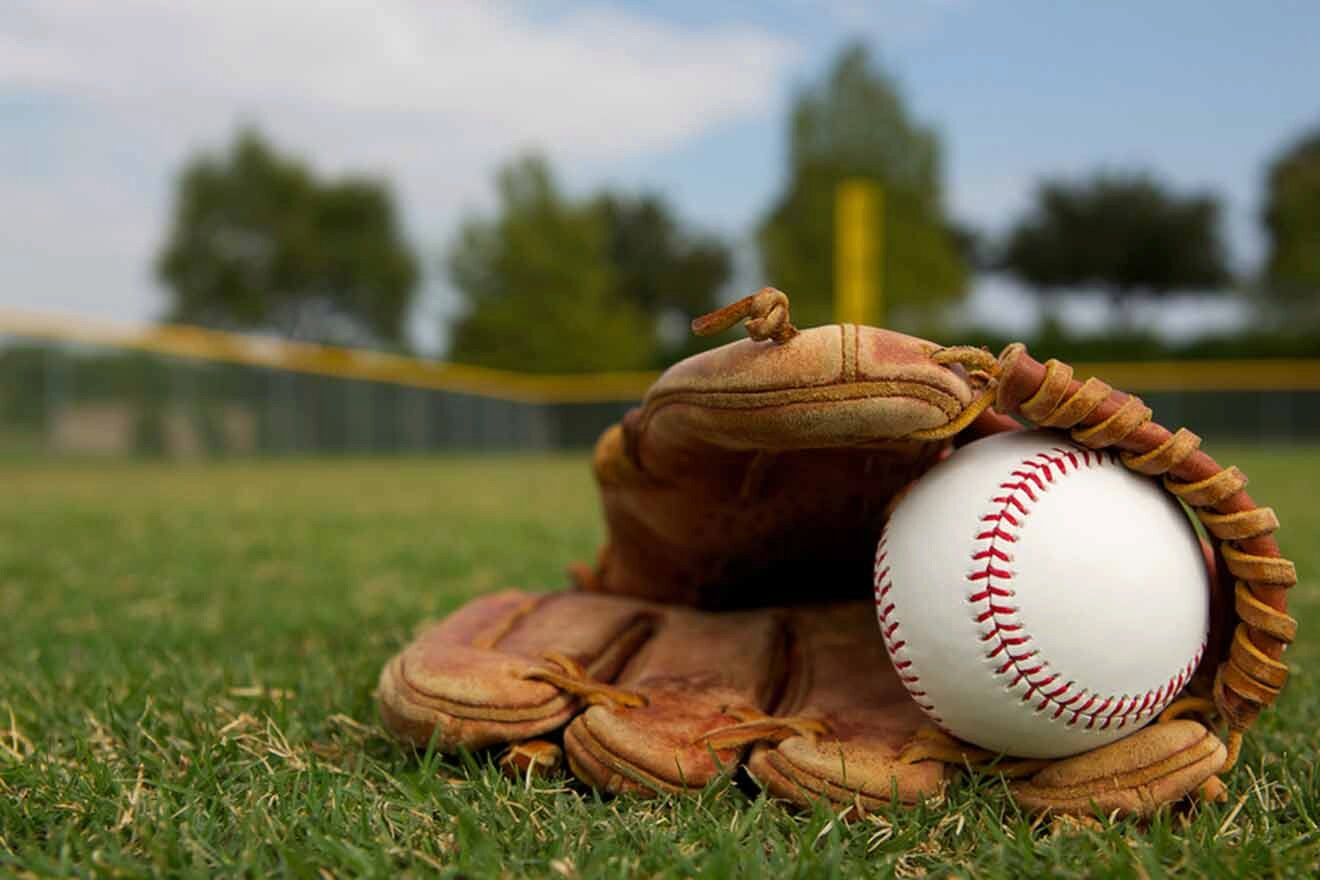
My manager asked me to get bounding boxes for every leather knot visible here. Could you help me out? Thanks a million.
[691,287,798,343]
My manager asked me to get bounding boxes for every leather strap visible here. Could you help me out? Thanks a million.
[986,345,1297,766]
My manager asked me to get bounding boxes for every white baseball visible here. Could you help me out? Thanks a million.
[875,429,1209,759]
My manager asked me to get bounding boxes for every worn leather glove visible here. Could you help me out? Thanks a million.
[378,288,1296,818]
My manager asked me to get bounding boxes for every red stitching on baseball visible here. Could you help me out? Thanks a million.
[875,535,945,723]
[963,447,1205,731]
[877,444,1207,739]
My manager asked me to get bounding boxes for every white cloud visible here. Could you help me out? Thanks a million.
[4,1,790,160]
[0,0,797,346]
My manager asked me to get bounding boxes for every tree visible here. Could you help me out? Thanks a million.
[1262,127,1320,305]
[446,156,657,373]
[1001,173,1230,320]
[157,129,419,347]
[757,43,968,330]
[593,193,732,361]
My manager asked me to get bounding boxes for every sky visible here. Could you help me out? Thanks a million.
[2,0,1317,351]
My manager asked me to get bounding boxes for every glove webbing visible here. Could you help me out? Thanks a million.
[972,344,1299,769]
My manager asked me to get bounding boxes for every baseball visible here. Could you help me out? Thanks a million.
[875,429,1209,759]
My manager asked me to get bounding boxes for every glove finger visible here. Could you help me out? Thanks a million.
[563,607,788,795]
[1008,719,1227,817]
[747,602,948,816]
[377,590,656,751]
[635,322,976,453]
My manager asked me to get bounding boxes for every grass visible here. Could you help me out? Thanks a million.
[1,447,1318,877]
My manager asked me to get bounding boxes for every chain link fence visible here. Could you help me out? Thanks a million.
[2,339,1317,458]
[0,341,632,457]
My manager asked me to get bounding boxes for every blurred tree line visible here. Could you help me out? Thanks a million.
[443,157,731,372]
[144,43,1320,373]
[999,174,1230,325]
[158,131,419,348]
[757,44,968,331]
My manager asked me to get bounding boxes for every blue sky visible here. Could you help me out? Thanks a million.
[2,1,1317,349]
[605,1,1320,256]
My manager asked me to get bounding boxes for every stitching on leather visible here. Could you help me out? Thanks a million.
[877,445,1206,736]
[839,324,855,384]
[642,382,967,414]
[849,324,860,384]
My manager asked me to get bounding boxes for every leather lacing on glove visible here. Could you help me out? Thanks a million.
[521,654,831,748]
[688,289,1297,785]
[522,652,649,709]
[984,343,1295,776]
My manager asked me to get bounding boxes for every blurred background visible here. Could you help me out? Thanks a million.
[3,0,1319,455]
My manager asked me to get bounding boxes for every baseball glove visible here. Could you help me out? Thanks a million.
[378,287,1296,819]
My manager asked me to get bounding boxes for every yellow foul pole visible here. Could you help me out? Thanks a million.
[834,179,884,326]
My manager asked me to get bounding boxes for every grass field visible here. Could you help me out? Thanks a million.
[1,448,1318,877]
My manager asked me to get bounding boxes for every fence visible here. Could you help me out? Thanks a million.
[1,307,1318,457]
